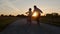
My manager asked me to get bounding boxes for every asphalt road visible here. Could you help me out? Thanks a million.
[0,18,60,34]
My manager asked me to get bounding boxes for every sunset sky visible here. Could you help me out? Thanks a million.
[0,0,60,16]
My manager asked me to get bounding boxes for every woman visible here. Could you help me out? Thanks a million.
[32,5,43,25]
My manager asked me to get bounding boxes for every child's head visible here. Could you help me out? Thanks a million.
[29,8,32,11]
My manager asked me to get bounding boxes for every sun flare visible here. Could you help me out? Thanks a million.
[32,12,38,17]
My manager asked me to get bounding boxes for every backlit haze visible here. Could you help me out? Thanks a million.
[0,0,60,16]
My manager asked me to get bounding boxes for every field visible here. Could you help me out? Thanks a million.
[0,16,19,32]
[40,16,60,26]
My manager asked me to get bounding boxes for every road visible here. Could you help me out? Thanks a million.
[0,18,60,34]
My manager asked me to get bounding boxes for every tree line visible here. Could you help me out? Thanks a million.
[0,13,60,18]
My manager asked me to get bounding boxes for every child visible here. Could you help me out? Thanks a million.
[26,8,32,25]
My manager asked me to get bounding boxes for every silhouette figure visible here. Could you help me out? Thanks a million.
[26,8,32,25]
[33,5,43,25]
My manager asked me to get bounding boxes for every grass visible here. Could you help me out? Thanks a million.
[40,17,60,26]
[0,17,18,32]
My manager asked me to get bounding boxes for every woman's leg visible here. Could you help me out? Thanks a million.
[37,15,40,26]
[37,19,40,25]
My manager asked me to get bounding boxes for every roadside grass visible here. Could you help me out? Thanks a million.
[40,17,60,26]
[0,17,18,32]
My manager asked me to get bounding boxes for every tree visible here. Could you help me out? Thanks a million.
[1,14,4,17]
[52,13,58,16]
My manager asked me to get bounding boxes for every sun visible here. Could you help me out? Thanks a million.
[32,12,38,17]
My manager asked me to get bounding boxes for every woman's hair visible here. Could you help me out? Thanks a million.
[34,5,37,8]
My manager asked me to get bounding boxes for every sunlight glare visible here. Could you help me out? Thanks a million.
[32,12,38,17]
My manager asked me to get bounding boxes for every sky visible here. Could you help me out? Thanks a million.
[0,0,60,16]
